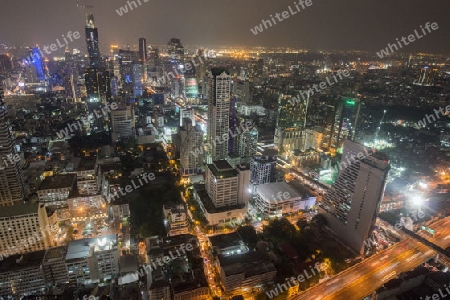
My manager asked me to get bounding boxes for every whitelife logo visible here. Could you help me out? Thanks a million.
[376,22,439,58]
[413,105,450,130]
[250,0,313,35]
[265,262,321,298]
[288,70,350,106]
[55,102,119,139]
[190,121,254,158]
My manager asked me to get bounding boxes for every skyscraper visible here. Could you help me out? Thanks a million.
[206,68,231,162]
[274,94,307,153]
[179,118,204,176]
[138,38,147,64]
[320,140,390,254]
[0,86,27,206]
[85,14,101,68]
[324,95,361,151]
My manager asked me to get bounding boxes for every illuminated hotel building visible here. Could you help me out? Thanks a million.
[415,66,438,86]
[320,140,390,254]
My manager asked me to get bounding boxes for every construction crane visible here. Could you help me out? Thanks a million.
[77,2,93,9]
[374,109,387,143]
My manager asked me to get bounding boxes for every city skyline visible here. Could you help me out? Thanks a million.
[0,0,449,54]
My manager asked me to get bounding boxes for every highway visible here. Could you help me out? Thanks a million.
[293,238,435,300]
[293,216,450,300]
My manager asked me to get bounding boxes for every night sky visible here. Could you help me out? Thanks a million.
[1,0,449,54]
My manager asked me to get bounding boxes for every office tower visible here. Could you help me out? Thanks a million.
[111,106,135,141]
[274,94,307,153]
[185,75,199,101]
[84,68,111,103]
[179,118,204,176]
[118,49,138,94]
[320,140,390,254]
[206,68,231,162]
[85,14,101,68]
[31,47,45,81]
[324,95,361,151]
[205,160,249,208]
[138,38,147,63]
[63,47,80,100]
[132,64,143,97]
[250,154,277,185]
[167,38,184,62]
[0,87,27,206]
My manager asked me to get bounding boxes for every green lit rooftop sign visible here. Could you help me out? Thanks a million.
[346,100,356,105]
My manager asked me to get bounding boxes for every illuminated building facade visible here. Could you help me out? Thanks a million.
[206,68,231,162]
[274,94,307,153]
[323,95,360,151]
[320,140,390,254]
[0,87,28,206]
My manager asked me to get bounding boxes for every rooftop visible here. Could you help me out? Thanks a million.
[0,202,40,218]
[209,232,242,250]
[255,182,302,203]
[0,250,46,273]
[218,252,276,278]
[66,234,118,261]
[38,174,76,190]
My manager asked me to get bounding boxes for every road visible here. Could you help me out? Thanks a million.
[293,238,435,300]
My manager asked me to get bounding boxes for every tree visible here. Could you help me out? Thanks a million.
[311,214,328,229]
[296,218,308,229]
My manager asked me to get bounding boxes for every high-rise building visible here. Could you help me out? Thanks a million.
[138,38,147,64]
[414,66,438,86]
[0,203,57,256]
[274,94,307,153]
[323,95,361,151]
[0,87,27,206]
[167,38,184,62]
[319,140,390,254]
[180,108,195,127]
[237,126,258,163]
[205,160,249,208]
[206,68,231,162]
[85,14,101,68]
[250,154,277,185]
[111,106,135,141]
[84,68,111,103]
[179,118,204,176]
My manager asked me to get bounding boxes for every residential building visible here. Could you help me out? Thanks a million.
[0,250,47,298]
[179,118,204,176]
[218,252,276,292]
[0,85,28,206]
[250,154,277,185]
[37,174,76,205]
[65,234,119,285]
[206,68,231,162]
[42,246,69,288]
[0,203,57,256]
[163,203,189,236]
[111,106,135,141]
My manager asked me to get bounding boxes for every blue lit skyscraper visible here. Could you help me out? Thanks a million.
[31,47,45,81]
